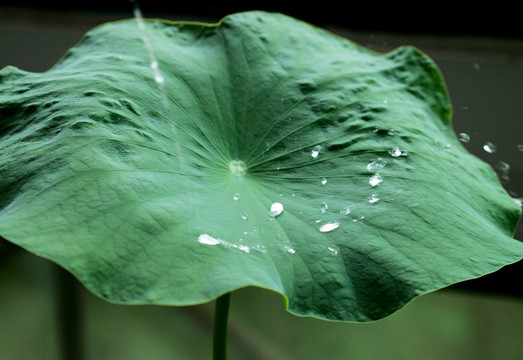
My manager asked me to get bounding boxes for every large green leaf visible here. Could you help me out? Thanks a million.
[0,11,521,321]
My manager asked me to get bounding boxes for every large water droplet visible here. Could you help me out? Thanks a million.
[319,222,340,233]
[270,202,284,217]
[368,194,380,204]
[367,158,387,171]
[198,234,221,246]
[459,133,470,143]
[369,173,383,187]
[389,146,408,157]
[321,177,328,185]
[311,145,322,158]
[483,142,497,153]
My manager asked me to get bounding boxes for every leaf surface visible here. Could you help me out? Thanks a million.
[0,11,521,321]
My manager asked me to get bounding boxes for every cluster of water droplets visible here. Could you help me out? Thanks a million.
[457,132,523,208]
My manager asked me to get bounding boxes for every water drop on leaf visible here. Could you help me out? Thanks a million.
[369,173,383,187]
[340,207,351,215]
[319,222,340,233]
[389,146,408,157]
[270,202,283,217]
[328,244,340,254]
[368,194,380,204]
[320,202,328,214]
[367,158,387,171]
[311,145,322,158]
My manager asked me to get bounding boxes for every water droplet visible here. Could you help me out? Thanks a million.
[270,202,284,217]
[311,145,322,158]
[198,234,221,246]
[383,99,389,104]
[473,63,481,71]
[233,193,240,201]
[517,144,523,152]
[459,133,470,143]
[513,197,523,207]
[328,244,340,255]
[285,246,296,254]
[321,177,328,185]
[368,194,380,204]
[369,173,383,187]
[340,207,351,215]
[389,146,408,157]
[495,161,510,183]
[483,142,497,153]
[320,202,329,214]
[241,213,248,221]
[367,158,387,171]
[319,222,340,233]
[154,73,165,85]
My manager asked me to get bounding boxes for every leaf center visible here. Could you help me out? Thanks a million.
[229,160,247,177]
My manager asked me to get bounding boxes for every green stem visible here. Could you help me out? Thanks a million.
[55,265,84,360]
[213,292,231,360]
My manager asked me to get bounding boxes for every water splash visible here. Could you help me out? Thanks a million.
[132,2,167,106]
